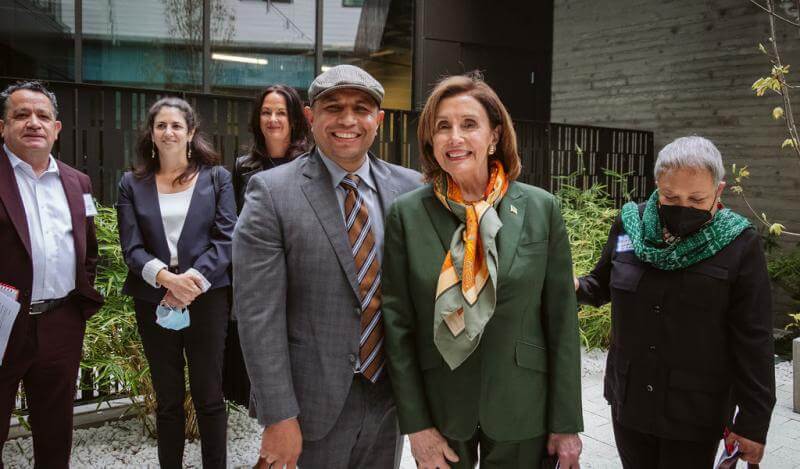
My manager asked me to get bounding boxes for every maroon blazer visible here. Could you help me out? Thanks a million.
[0,146,104,350]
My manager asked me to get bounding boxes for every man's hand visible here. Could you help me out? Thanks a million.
[258,417,302,469]
[574,275,580,292]
[547,433,581,469]
[725,431,765,464]
[408,427,459,469]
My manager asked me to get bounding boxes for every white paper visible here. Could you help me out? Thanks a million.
[0,283,18,301]
[83,193,98,217]
[0,293,20,365]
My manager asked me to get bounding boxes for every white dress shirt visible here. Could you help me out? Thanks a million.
[5,144,76,301]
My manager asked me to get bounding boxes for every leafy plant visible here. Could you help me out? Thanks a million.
[768,244,800,301]
[558,179,620,350]
[82,205,199,439]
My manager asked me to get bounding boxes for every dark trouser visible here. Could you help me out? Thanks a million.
[613,419,720,469]
[298,374,402,469]
[445,427,547,469]
[222,318,251,407]
[135,287,229,469]
[0,298,85,469]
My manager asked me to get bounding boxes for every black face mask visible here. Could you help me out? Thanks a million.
[658,200,714,238]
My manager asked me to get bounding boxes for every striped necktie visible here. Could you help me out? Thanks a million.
[340,174,384,383]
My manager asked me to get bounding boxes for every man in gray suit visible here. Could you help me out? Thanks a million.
[233,65,421,469]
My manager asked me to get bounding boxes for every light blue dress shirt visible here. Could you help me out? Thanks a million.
[318,150,385,263]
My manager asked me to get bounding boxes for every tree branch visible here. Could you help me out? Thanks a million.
[750,0,800,27]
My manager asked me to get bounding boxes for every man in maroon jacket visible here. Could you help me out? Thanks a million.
[0,81,103,468]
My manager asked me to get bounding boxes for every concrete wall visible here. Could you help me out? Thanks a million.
[551,0,800,324]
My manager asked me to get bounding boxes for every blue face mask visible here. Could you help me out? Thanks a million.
[155,304,191,331]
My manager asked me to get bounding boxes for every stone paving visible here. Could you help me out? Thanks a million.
[398,349,799,469]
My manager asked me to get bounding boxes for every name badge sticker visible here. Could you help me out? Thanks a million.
[83,193,98,217]
[616,234,633,253]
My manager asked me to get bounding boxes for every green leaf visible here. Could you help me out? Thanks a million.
[782,138,795,148]
[773,106,785,119]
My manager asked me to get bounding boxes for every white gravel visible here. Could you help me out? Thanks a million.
[2,351,792,468]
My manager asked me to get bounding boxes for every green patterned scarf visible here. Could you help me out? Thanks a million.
[620,190,752,270]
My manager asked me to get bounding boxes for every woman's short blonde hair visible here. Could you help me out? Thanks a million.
[417,73,521,182]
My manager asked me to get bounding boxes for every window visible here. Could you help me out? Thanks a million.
[0,0,75,81]
[211,0,316,95]
[325,0,412,109]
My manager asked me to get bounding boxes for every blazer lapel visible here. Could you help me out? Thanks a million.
[57,163,87,273]
[369,155,400,217]
[143,175,172,262]
[300,151,361,300]
[421,194,459,254]
[177,167,207,249]
[0,148,32,259]
[495,182,527,279]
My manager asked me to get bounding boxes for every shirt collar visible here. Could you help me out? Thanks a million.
[317,148,376,193]
[4,144,60,178]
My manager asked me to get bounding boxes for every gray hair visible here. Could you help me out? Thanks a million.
[654,136,725,185]
[0,81,59,119]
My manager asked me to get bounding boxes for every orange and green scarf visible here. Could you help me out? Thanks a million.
[432,160,509,369]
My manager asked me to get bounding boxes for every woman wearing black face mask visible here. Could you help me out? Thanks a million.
[575,136,775,468]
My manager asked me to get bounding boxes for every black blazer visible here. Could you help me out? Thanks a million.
[233,154,293,212]
[577,213,775,443]
[116,165,237,303]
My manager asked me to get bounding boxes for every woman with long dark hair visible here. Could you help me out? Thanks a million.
[116,96,237,469]
[224,85,310,407]
[232,84,310,209]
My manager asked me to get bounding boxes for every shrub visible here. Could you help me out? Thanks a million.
[557,182,618,350]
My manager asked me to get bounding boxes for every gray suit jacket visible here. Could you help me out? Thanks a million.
[233,149,421,440]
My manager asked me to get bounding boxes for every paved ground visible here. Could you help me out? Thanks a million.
[3,349,796,467]
[399,349,800,469]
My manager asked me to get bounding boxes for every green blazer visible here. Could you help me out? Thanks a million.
[382,181,584,441]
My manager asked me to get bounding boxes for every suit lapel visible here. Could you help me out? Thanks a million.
[495,182,526,279]
[0,148,32,259]
[300,151,361,300]
[143,175,172,261]
[422,194,459,254]
[177,166,207,249]
[369,155,400,217]
[58,162,87,280]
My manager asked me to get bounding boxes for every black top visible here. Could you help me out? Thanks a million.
[232,154,293,212]
[577,214,776,443]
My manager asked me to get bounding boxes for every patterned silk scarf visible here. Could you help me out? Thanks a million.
[432,160,509,369]
[620,189,752,270]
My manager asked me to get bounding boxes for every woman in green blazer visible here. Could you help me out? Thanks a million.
[382,74,584,469]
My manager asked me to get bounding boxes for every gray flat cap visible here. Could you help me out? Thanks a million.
[308,64,384,106]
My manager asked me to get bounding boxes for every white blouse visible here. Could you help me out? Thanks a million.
[158,184,195,267]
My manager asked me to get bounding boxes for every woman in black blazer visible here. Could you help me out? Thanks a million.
[231,84,310,209]
[116,97,237,469]
[224,84,310,407]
